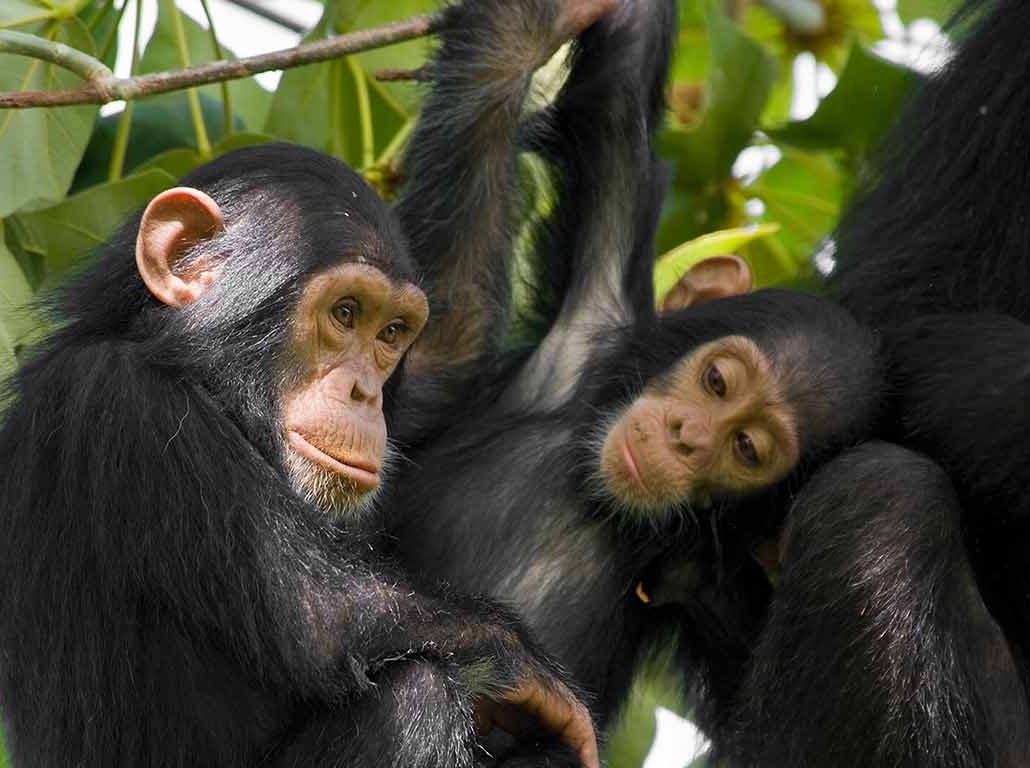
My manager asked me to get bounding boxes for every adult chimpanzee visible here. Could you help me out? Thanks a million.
[386,0,881,743]
[785,0,1030,763]
[0,141,606,767]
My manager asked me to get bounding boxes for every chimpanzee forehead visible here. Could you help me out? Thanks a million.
[180,143,419,285]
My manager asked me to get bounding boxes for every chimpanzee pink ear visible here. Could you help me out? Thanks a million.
[135,187,224,307]
[659,255,754,313]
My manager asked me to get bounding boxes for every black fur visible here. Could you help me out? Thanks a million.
[0,143,576,768]
[832,0,1030,326]
[818,0,1030,762]
[386,0,881,747]
[729,443,1030,766]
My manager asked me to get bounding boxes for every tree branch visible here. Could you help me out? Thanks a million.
[0,13,443,110]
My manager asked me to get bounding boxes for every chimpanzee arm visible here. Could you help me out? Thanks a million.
[507,0,675,412]
[884,313,1030,658]
[728,443,1030,767]
[397,0,616,376]
[0,343,588,748]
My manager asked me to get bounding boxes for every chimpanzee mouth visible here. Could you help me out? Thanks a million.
[286,430,380,492]
[620,435,648,490]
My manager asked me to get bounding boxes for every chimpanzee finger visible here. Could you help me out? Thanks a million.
[499,678,600,768]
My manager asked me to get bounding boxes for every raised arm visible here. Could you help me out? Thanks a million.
[507,0,677,411]
[397,0,617,375]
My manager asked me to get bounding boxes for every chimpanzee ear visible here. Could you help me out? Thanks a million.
[659,255,754,313]
[136,187,224,307]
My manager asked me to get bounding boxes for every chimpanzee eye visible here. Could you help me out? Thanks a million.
[331,299,358,329]
[704,364,727,398]
[735,432,759,467]
[378,321,406,345]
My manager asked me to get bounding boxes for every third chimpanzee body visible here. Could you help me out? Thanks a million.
[764,0,1030,764]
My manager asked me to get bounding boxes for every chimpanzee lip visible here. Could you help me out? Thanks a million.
[286,430,380,491]
[621,432,648,490]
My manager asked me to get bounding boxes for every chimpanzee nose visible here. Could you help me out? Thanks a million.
[668,405,713,456]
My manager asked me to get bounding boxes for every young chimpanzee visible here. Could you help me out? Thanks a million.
[0,142,603,768]
[386,0,881,743]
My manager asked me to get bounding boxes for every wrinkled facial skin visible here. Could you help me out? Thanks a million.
[281,263,428,519]
[599,336,799,515]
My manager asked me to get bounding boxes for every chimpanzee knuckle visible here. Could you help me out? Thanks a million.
[554,0,620,39]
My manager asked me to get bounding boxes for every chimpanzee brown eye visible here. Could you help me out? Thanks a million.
[705,364,727,398]
[331,299,358,329]
[378,321,406,345]
[735,432,759,467]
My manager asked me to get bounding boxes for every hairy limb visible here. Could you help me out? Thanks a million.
[727,443,1030,767]
[269,661,477,768]
[0,343,596,765]
[509,0,676,410]
[398,0,616,375]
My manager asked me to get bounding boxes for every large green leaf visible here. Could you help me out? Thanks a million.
[72,92,238,191]
[742,147,845,286]
[654,223,779,303]
[659,8,778,187]
[0,1,53,27]
[7,169,175,289]
[132,132,277,181]
[330,0,437,114]
[0,18,98,217]
[264,3,406,168]
[765,44,918,159]
[0,220,41,382]
[656,5,777,250]
[140,0,272,131]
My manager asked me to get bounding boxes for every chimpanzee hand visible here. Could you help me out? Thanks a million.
[555,0,619,41]
[473,674,599,768]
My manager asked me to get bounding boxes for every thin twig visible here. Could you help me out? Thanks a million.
[374,67,428,82]
[0,13,442,110]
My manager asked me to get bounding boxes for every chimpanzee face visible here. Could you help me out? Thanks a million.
[598,335,799,515]
[279,263,427,518]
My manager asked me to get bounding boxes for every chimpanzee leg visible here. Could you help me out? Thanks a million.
[269,660,477,768]
[727,443,1030,768]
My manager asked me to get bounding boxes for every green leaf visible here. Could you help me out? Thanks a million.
[0,2,54,28]
[0,19,98,217]
[604,642,693,768]
[897,0,960,24]
[765,44,918,158]
[655,182,731,253]
[132,132,276,180]
[659,7,778,188]
[0,710,9,767]
[140,0,272,131]
[742,147,844,286]
[72,92,235,191]
[654,223,779,304]
[330,0,437,115]
[656,5,777,251]
[7,169,175,289]
[264,5,406,168]
[0,220,42,383]
[133,147,206,180]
